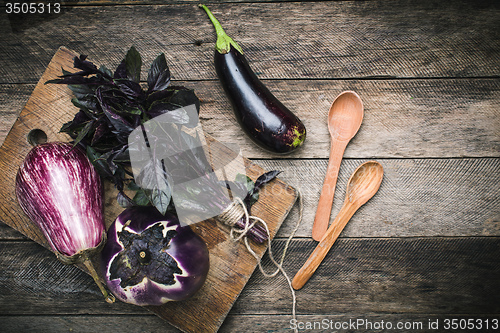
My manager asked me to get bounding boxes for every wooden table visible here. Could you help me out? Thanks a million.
[1,1,499,332]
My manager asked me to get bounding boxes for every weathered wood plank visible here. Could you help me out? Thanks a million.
[0,315,178,333]
[3,314,500,333]
[2,1,499,83]
[1,237,498,316]
[245,237,500,315]
[0,84,32,149]
[257,158,500,238]
[47,0,336,4]
[1,79,499,159]
[196,79,500,159]
[0,241,142,315]
[0,222,27,239]
[2,157,499,239]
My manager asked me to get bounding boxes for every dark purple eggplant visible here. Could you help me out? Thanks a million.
[15,142,114,303]
[101,206,209,306]
[200,5,306,154]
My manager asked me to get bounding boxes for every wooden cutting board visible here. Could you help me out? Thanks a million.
[0,47,298,332]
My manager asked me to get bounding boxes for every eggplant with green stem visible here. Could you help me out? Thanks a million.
[199,5,306,154]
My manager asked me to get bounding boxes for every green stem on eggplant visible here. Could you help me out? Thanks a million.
[199,4,243,55]
[82,257,116,304]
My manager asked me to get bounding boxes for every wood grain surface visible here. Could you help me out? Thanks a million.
[0,47,298,333]
[0,237,498,314]
[2,2,499,83]
[2,158,499,239]
[3,79,499,159]
[1,0,499,332]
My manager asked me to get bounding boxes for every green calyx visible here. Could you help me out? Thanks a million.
[199,4,244,55]
[291,127,306,148]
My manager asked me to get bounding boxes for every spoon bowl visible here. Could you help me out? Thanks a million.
[312,91,364,241]
[328,91,364,141]
[293,161,383,290]
[346,161,384,205]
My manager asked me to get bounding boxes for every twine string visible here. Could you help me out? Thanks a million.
[218,190,303,332]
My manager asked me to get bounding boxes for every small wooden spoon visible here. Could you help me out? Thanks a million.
[292,161,383,290]
[312,91,364,241]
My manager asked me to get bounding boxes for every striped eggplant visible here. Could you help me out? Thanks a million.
[15,142,114,303]
[101,206,210,306]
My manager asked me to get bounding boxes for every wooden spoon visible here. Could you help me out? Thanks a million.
[292,161,383,290]
[312,91,364,241]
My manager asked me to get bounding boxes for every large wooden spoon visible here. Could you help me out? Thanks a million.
[312,91,364,241]
[292,161,383,290]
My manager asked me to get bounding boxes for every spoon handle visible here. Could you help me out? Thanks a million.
[292,201,357,290]
[312,138,348,241]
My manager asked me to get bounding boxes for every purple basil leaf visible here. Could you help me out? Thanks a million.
[68,84,94,94]
[45,75,90,85]
[223,180,249,200]
[91,121,109,145]
[111,145,130,163]
[104,151,119,174]
[128,180,141,191]
[168,89,201,115]
[117,191,135,208]
[136,159,172,215]
[73,55,109,78]
[147,102,186,119]
[106,145,130,173]
[73,120,95,147]
[122,105,143,116]
[96,87,134,135]
[68,84,94,99]
[71,98,100,119]
[46,73,108,86]
[114,60,128,79]
[125,46,142,83]
[132,188,150,206]
[99,65,113,79]
[234,174,259,208]
[65,109,91,128]
[105,110,133,135]
[147,53,171,92]
[146,90,200,127]
[74,54,96,70]
[86,146,114,178]
[243,171,281,210]
[146,88,175,107]
[115,79,144,100]
[254,170,281,192]
[146,188,171,216]
[60,121,74,133]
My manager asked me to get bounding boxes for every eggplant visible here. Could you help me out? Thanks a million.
[101,206,210,306]
[200,5,306,154]
[15,142,114,303]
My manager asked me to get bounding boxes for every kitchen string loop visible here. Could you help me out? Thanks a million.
[218,189,303,332]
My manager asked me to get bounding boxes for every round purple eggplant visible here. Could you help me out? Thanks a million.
[101,206,210,306]
[15,142,114,303]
